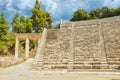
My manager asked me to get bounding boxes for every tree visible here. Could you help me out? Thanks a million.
[0,13,15,55]
[100,7,113,18]
[25,17,32,33]
[113,7,120,16]
[90,8,101,19]
[0,13,8,38]
[0,33,15,55]
[31,0,52,33]
[70,7,120,21]
[12,0,52,33]
[12,13,26,33]
[70,9,90,21]
[12,13,20,33]
[19,16,26,33]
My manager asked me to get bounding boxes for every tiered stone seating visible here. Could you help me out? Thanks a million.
[60,22,73,29]
[74,19,99,28]
[32,16,120,71]
[73,27,101,69]
[42,29,71,70]
[101,17,120,70]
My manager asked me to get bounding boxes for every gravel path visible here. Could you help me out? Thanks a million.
[0,58,120,80]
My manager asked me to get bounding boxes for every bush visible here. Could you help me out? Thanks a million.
[0,33,15,56]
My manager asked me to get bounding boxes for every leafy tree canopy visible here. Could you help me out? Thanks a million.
[70,9,90,21]
[31,0,52,33]
[0,13,15,55]
[70,6,120,21]
[0,13,8,38]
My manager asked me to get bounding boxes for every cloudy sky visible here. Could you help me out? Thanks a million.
[0,0,120,26]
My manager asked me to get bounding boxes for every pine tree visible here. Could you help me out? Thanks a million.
[12,13,20,33]
[12,13,26,33]
[0,13,8,38]
[70,9,90,21]
[19,16,26,33]
[25,17,32,33]
[31,0,52,33]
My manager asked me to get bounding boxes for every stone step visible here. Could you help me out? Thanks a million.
[108,61,120,65]
[43,65,69,69]
[107,58,120,61]
[74,62,101,65]
[73,65,101,69]
[32,17,120,71]
[67,69,120,72]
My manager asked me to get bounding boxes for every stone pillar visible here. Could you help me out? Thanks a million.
[99,20,108,69]
[25,38,29,58]
[15,38,19,58]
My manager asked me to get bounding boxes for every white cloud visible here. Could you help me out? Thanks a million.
[41,0,103,25]
[0,0,120,26]
[18,0,35,10]
[6,0,16,12]
[103,0,120,8]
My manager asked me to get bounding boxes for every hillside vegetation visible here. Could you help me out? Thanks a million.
[71,7,120,21]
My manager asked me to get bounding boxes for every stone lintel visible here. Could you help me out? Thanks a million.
[16,33,42,40]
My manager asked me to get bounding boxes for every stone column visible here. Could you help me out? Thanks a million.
[99,20,108,69]
[15,38,19,58]
[25,38,29,58]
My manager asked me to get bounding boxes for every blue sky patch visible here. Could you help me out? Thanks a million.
[0,0,120,26]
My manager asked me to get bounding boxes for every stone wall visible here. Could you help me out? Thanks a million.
[33,16,120,71]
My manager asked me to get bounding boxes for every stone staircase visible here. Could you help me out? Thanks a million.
[32,16,120,71]
[42,29,71,70]
[73,27,102,70]
[101,17,120,70]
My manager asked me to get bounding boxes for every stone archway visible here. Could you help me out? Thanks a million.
[15,33,42,59]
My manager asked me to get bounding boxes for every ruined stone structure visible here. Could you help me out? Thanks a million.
[15,33,42,58]
[32,16,120,71]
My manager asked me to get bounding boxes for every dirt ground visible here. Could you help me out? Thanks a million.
[0,58,120,80]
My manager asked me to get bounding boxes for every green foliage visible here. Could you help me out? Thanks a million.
[90,8,101,19]
[113,7,120,16]
[100,7,113,18]
[0,0,53,56]
[19,16,26,33]
[12,0,52,33]
[31,0,52,33]
[26,17,33,33]
[0,13,15,56]
[29,40,37,50]
[12,13,26,33]
[0,33,15,56]
[71,7,120,21]
[12,13,33,33]
[0,13,8,38]
[12,13,20,33]
[70,9,90,21]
